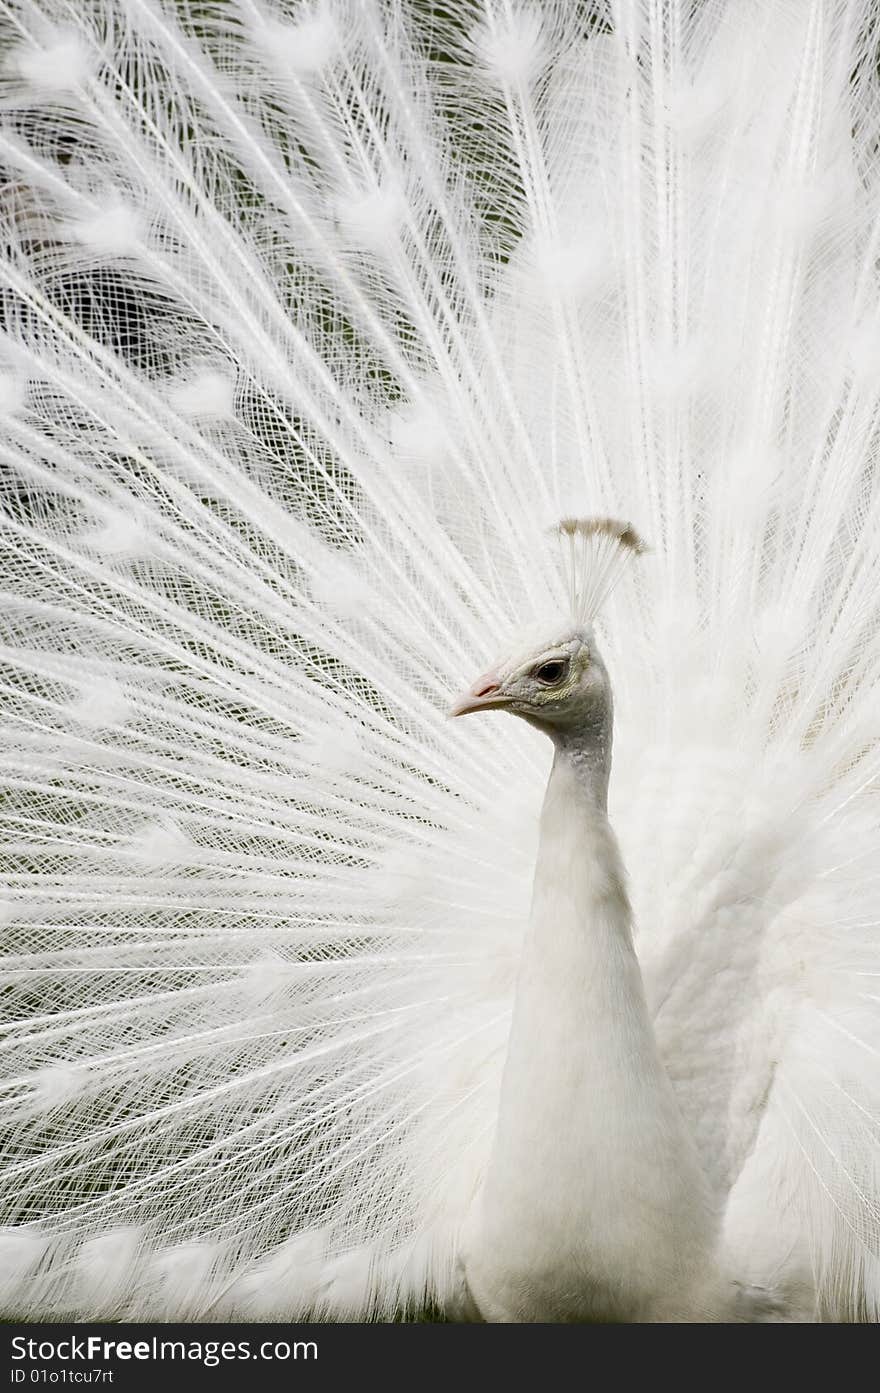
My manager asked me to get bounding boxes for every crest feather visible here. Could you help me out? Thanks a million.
[555,517,647,624]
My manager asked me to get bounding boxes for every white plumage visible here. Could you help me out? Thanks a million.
[1,0,880,1320]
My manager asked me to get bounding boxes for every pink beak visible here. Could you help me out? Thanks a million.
[448,671,508,718]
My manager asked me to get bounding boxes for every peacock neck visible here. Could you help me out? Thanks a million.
[463,732,718,1321]
[550,722,612,813]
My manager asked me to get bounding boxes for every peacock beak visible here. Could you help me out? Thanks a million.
[448,672,509,718]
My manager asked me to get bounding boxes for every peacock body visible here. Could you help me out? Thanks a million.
[2,0,880,1320]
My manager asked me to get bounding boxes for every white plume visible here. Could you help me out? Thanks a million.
[1,0,880,1320]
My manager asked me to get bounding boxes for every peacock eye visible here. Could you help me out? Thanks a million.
[531,659,568,686]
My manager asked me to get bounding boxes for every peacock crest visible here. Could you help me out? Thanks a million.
[555,517,647,626]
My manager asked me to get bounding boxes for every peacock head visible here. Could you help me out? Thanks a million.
[449,517,645,744]
[449,622,612,741]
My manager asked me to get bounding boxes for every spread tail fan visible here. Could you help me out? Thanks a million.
[1,0,880,1319]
